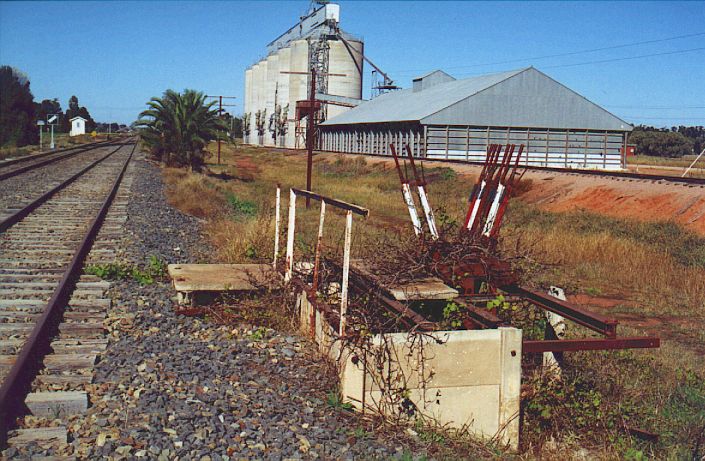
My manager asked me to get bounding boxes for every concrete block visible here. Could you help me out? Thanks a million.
[293,291,523,449]
[26,391,88,418]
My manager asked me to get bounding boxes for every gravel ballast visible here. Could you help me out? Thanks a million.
[78,155,413,460]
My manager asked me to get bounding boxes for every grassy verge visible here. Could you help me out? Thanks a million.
[627,154,702,168]
[162,143,705,459]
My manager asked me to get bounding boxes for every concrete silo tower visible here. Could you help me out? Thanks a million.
[244,2,364,149]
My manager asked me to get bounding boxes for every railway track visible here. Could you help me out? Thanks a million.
[434,157,705,187]
[0,140,136,453]
[0,141,134,224]
[330,150,705,187]
[0,139,120,181]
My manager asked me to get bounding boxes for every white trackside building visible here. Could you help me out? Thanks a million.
[69,116,87,137]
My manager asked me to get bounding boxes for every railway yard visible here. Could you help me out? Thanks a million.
[0,143,436,460]
[0,137,702,459]
[1,2,704,459]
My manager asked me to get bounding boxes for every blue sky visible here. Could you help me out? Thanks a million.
[1,1,704,125]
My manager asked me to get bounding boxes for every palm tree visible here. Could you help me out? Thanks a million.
[136,89,227,170]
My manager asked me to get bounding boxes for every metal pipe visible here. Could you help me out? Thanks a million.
[339,210,353,337]
[285,189,297,282]
[682,147,705,177]
[273,184,281,269]
[312,200,326,294]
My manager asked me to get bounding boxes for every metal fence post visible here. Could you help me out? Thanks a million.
[273,185,281,269]
[339,210,353,337]
[285,189,297,282]
[312,200,326,294]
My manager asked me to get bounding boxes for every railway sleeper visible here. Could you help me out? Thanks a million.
[0,339,23,354]
[6,426,69,451]
[58,323,105,339]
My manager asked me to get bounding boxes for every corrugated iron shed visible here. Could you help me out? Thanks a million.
[321,67,632,132]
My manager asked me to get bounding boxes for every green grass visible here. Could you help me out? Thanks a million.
[506,202,705,269]
[326,389,354,411]
[628,154,702,168]
[225,191,257,219]
[84,256,167,286]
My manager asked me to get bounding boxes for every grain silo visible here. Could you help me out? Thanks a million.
[244,2,364,149]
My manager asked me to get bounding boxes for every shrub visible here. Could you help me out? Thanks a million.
[225,191,257,219]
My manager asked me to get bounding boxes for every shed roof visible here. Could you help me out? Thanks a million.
[412,69,455,82]
[321,67,632,132]
[322,68,523,126]
[70,116,87,122]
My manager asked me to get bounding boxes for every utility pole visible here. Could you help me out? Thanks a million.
[305,68,317,208]
[206,95,237,164]
[282,67,345,208]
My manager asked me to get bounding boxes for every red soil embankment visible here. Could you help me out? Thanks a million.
[515,171,705,235]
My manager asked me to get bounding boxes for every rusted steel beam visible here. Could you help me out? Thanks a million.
[291,188,369,216]
[347,270,436,332]
[0,143,136,446]
[457,302,503,329]
[505,286,618,337]
[522,337,659,353]
[326,260,436,331]
[290,277,338,319]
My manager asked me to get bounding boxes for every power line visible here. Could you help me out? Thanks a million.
[434,46,705,79]
[605,105,705,110]
[389,31,705,74]
[541,46,705,69]
[622,116,705,120]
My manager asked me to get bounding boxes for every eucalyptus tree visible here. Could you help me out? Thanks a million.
[137,89,227,170]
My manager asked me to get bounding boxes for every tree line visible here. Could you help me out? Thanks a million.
[0,65,102,147]
[630,125,704,158]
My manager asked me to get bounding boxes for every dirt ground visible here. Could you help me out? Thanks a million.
[512,170,705,236]
[329,152,705,236]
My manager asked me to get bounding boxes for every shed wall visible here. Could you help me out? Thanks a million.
[319,122,424,157]
[320,123,627,170]
[425,125,627,169]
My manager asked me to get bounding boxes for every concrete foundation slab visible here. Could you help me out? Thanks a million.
[168,264,276,305]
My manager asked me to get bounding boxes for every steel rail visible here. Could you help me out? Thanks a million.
[0,142,136,446]
[290,188,369,216]
[0,139,116,170]
[325,259,436,331]
[0,142,127,233]
[319,149,705,186]
[504,285,619,337]
[523,337,660,353]
[0,139,126,181]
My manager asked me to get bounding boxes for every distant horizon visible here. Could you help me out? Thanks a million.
[2,1,704,126]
